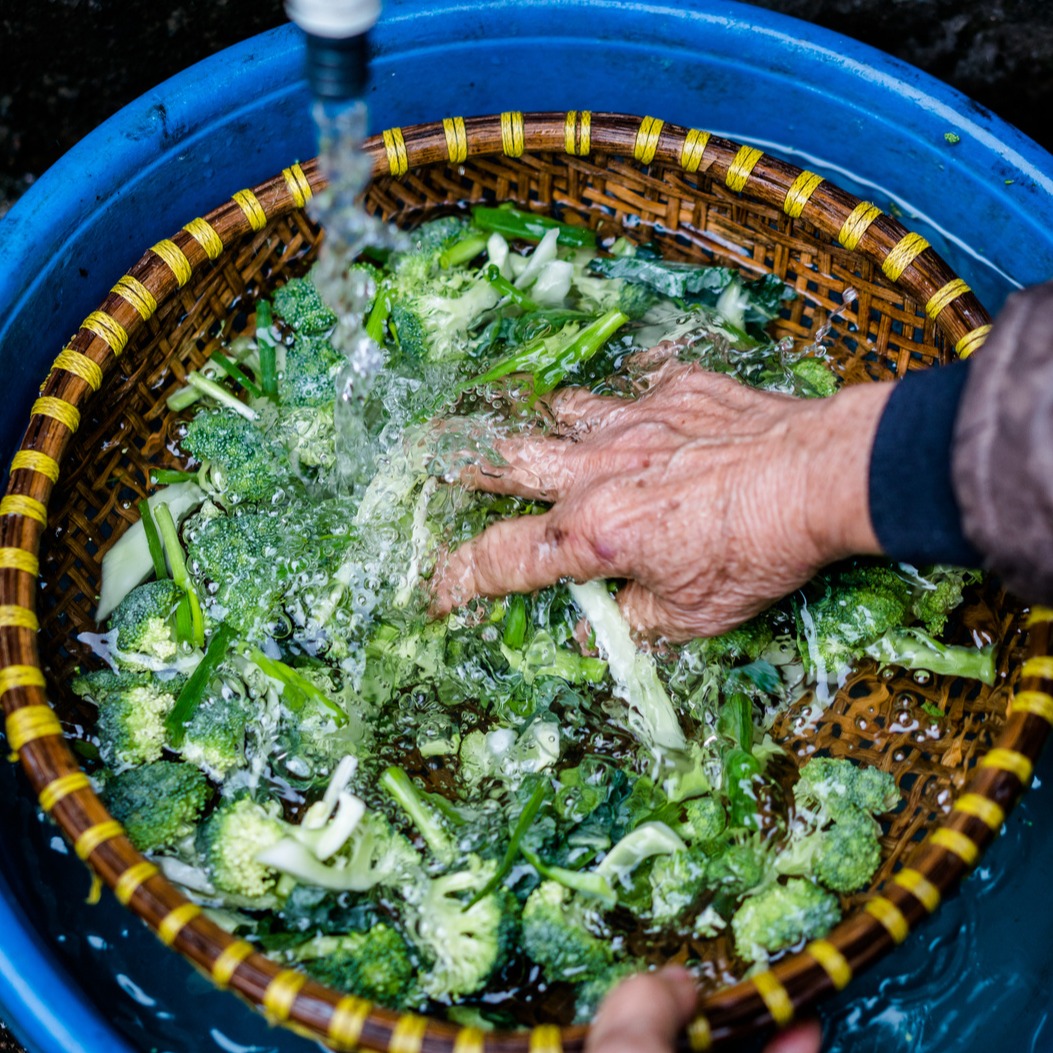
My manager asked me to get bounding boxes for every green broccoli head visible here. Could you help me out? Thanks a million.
[788,357,840,398]
[181,411,290,504]
[281,335,343,408]
[521,880,613,983]
[811,806,883,893]
[271,276,337,335]
[200,796,286,898]
[108,580,183,663]
[649,848,709,924]
[704,834,774,899]
[679,796,727,845]
[909,566,977,635]
[102,760,211,852]
[389,277,499,363]
[296,925,416,1006]
[616,280,659,320]
[730,878,841,963]
[273,404,337,473]
[180,689,249,779]
[794,757,899,822]
[698,614,775,666]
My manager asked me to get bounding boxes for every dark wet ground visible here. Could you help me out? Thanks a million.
[0,0,1051,1049]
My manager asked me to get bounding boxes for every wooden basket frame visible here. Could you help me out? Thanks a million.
[2,111,1052,1051]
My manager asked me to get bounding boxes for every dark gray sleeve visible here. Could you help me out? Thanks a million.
[953,280,1053,603]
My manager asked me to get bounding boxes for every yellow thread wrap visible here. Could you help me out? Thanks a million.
[212,940,255,987]
[980,747,1033,784]
[783,170,824,218]
[232,189,268,232]
[955,324,992,359]
[11,451,59,483]
[954,792,1005,829]
[150,239,193,286]
[52,348,103,391]
[865,896,910,944]
[263,970,306,1022]
[881,232,930,281]
[529,1024,562,1053]
[501,111,525,157]
[183,217,224,260]
[1022,655,1053,679]
[5,704,60,752]
[156,902,201,946]
[753,970,794,1025]
[925,278,971,319]
[725,145,763,192]
[1026,606,1053,626]
[32,396,81,432]
[687,1016,712,1051]
[0,605,38,631]
[0,548,39,575]
[931,827,980,866]
[893,868,941,912]
[38,771,90,812]
[443,117,469,164]
[563,111,591,156]
[114,861,159,905]
[805,939,852,990]
[86,872,102,906]
[112,274,158,319]
[0,495,46,526]
[82,310,129,355]
[1011,689,1053,724]
[329,995,372,1050]
[282,163,313,208]
[390,1015,428,1053]
[453,1027,485,1053]
[680,129,711,172]
[838,202,882,250]
[633,116,664,164]
[74,820,124,861]
[0,666,47,698]
[383,127,409,177]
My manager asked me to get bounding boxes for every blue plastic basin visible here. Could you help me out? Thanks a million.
[3,3,1053,1051]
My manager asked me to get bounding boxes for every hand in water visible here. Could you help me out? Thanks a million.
[432,362,891,639]
[586,967,822,1053]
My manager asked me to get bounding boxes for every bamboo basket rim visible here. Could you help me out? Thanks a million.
[1,110,1051,1051]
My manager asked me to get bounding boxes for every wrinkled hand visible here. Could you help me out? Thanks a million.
[585,967,822,1053]
[432,362,890,640]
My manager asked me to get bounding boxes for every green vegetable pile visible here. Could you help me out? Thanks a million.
[74,206,994,1027]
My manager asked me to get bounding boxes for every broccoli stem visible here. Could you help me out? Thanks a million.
[484,265,538,311]
[379,766,456,865]
[502,594,528,649]
[165,623,235,745]
[440,232,490,269]
[248,647,348,726]
[471,205,597,248]
[865,629,996,685]
[153,502,204,648]
[255,300,279,401]
[520,844,616,906]
[210,351,263,398]
[364,287,393,345]
[723,747,765,831]
[166,386,203,412]
[186,372,259,421]
[150,468,198,486]
[137,498,168,581]
[717,693,754,754]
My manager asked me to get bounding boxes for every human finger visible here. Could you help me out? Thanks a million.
[763,1019,823,1053]
[616,580,703,643]
[430,510,607,613]
[585,967,698,1053]
[541,385,624,435]
[460,432,579,502]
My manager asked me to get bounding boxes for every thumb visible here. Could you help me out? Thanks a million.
[585,967,698,1053]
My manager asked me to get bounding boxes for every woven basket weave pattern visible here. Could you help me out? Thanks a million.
[2,112,1051,1051]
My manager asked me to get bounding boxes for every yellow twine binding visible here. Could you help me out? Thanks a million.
[0,605,38,631]
[157,902,201,946]
[38,771,90,812]
[529,1024,562,1053]
[32,396,81,433]
[563,111,591,156]
[753,970,794,1025]
[633,116,664,164]
[501,111,525,157]
[1022,655,1053,680]
[453,1026,485,1053]
[112,274,158,319]
[725,145,763,192]
[150,239,193,287]
[838,202,882,250]
[11,451,59,483]
[925,278,970,319]
[5,704,60,753]
[1011,689,1053,724]
[865,896,910,943]
[282,163,313,208]
[0,495,46,526]
[52,348,103,392]
[981,747,1033,784]
[389,1014,428,1053]
[443,117,469,164]
[232,189,268,233]
[183,218,224,261]
[930,827,980,867]
[954,792,1005,830]
[74,819,125,861]
[881,232,930,281]
[0,666,47,699]
[687,1015,712,1051]
[329,995,372,1050]
[383,127,409,177]
[0,548,39,576]
[955,324,992,359]
[263,969,306,1022]
[212,939,255,987]
[892,868,941,912]
[680,129,710,172]
[82,310,129,356]
[114,860,159,906]
[783,170,824,218]
[1026,606,1053,626]
[805,939,852,989]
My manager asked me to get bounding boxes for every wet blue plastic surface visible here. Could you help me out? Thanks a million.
[2,2,1053,1051]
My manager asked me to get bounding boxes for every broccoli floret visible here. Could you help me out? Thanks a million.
[291,925,416,1006]
[649,848,709,924]
[180,689,249,779]
[271,276,337,335]
[573,960,643,1023]
[731,878,841,963]
[794,757,899,822]
[704,833,774,899]
[810,807,883,893]
[865,627,996,685]
[521,880,613,983]
[678,796,727,844]
[181,411,291,504]
[72,669,179,769]
[102,760,210,852]
[272,403,337,472]
[910,566,978,635]
[788,357,840,398]
[200,796,286,898]
[389,277,499,362]
[404,215,474,258]
[107,579,183,664]
[281,335,343,408]
[699,615,775,666]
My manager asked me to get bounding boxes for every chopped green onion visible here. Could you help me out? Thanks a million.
[255,300,279,400]
[471,205,596,248]
[210,351,263,397]
[137,498,168,581]
[166,623,235,744]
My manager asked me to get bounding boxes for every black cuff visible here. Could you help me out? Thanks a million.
[868,360,982,567]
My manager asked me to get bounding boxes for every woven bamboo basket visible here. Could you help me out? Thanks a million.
[2,111,1051,1051]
